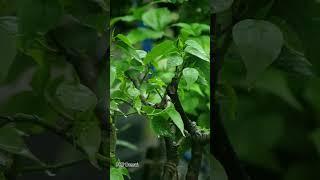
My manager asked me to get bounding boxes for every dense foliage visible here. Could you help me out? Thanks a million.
[213,0,320,180]
[110,0,211,179]
[0,0,108,179]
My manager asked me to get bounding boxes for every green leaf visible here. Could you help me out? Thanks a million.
[116,34,133,48]
[127,86,140,97]
[0,23,16,82]
[150,115,175,138]
[127,28,164,44]
[0,125,38,161]
[17,0,62,34]
[142,8,173,31]
[166,104,185,136]
[116,34,142,63]
[212,0,233,13]
[183,68,199,88]
[134,96,142,114]
[111,167,129,180]
[167,53,183,68]
[184,40,209,62]
[55,82,98,112]
[145,40,176,64]
[232,19,284,83]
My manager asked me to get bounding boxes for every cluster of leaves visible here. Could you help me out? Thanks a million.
[0,0,108,179]
[110,0,210,179]
[213,0,320,179]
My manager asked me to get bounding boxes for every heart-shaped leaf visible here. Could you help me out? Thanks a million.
[183,68,199,88]
[232,19,284,83]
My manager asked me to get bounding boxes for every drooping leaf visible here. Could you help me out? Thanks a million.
[55,82,98,112]
[184,40,209,62]
[166,103,185,136]
[232,19,284,83]
[183,68,199,88]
